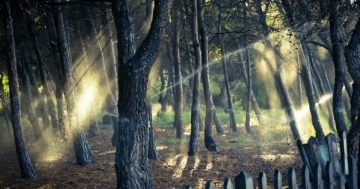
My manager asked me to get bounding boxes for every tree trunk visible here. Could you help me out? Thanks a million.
[44,7,66,138]
[218,1,237,132]
[172,3,183,139]
[299,42,325,140]
[329,1,347,136]
[17,55,42,140]
[198,0,220,151]
[307,46,336,131]
[27,20,59,132]
[2,0,36,178]
[344,17,360,160]
[112,0,172,188]
[53,1,93,166]
[188,0,201,156]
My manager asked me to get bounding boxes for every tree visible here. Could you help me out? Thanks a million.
[1,0,36,178]
[188,0,201,156]
[198,0,220,152]
[52,0,93,166]
[111,0,172,188]
[172,2,184,139]
[217,1,237,132]
[345,18,360,160]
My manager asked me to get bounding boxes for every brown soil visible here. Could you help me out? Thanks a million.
[0,124,302,189]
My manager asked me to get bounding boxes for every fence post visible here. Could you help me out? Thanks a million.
[258,172,267,189]
[340,131,349,175]
[348,155,357,189]
[297,139,314,180]
[301,165,310,189]
[288,167,297,189]
[314,163,323,189]
[325,161,334,189]
[223,178,234,189]
[205,181,215,189]
[326,133,342,176]
[235,171,253,189]
[274,169,282,189]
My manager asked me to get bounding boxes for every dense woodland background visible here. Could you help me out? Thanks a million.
[1,0,360,188]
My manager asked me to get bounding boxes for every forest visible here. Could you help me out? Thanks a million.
[0,0,360,188]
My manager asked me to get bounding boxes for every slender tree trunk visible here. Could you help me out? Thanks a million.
[218,1,236,131]
[17,54,42,140]
[198,0,220,151]
[53,1,93,166]
[236,45,263,125]
[188,0,201,156]
[307,46,336,130]
[44,7,66,138]
[2,0,36,178]
[172,3,183,139]
[27,20,59,132]
[299,42,325,140]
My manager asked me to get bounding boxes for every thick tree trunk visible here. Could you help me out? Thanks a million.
[112,0,172,187]
[198,0,220,151]
[329,1,347,136]
[344,17,360,160]
[172,3,183,139]
[188,0,201,156]
[2,0,36,178]
[53,1,93,166]
[218,2,237,132]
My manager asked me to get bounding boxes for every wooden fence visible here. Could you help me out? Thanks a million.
[182,132,358,189]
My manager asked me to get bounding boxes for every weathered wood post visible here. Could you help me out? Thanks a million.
[258,172,267,189]
[235,171,253,189]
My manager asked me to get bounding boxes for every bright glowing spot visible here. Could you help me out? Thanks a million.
[316,93,332,105]
[42,155,61,163]
[76,85,96,123]
[156,145,168,151]
[99,150,115,155]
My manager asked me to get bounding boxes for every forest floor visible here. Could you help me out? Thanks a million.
[0,123,302,189]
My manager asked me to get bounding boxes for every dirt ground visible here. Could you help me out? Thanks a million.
[0,124,302,189]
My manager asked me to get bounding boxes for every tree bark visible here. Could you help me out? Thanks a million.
[188,0,200,156]
[329,0,347,136]
[344,17,360,160]
[43,6,66,138]
[2,0,36,178]
[299,42,325,140]
[17,52,42,140]
[27,19,59,133]
[198,0,220,152]
[172,3,183,139]
[53,1,93,166]
[218,1,236,132]
[112,0,172,188]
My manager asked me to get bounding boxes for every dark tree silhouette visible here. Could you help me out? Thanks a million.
[2,0,36,178]
[172,2,184,139]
